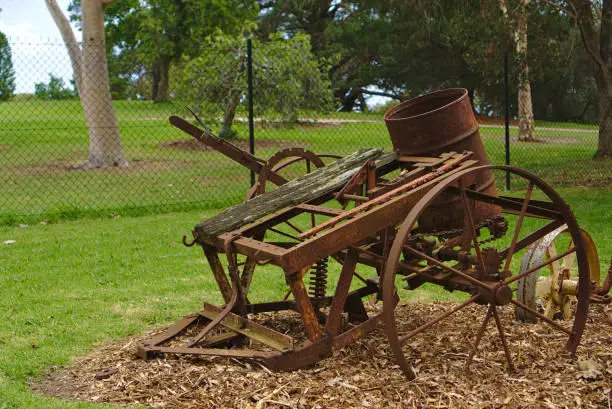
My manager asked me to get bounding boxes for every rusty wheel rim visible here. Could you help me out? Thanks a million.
[382,165,591,378]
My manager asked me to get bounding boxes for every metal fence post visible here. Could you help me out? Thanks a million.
[247,39,255,187]
[504,48,511,190]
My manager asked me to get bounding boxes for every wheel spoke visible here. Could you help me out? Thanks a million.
[564,239,576,271]
[491,306,515,372]
[459,180,486,278]
[403,246,491,291]
[466,304,493,370]
[503,182,534,273]
[546,243,561,275]
[511,299,573,335]
[499,218,566,260]
[399,295,479,344]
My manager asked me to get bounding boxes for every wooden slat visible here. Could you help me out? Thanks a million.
[195,149,393,239]
[200,303,294,352]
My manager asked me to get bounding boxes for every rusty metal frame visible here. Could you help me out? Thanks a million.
[138,152,480,370]
[136,114,605,378]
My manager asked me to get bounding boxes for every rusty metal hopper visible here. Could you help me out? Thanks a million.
[384,88,499,232]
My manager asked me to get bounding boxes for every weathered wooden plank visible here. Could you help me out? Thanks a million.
[195,148,394,239]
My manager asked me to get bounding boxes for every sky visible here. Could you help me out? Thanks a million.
[0,0,79,93]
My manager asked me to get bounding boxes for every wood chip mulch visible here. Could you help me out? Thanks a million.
[33,302,611,408]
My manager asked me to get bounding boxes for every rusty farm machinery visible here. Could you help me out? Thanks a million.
[137,88,611,379]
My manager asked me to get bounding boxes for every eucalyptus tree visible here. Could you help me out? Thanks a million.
[46,0,128,168]
[500,0,536,141]
[70,0,258,102]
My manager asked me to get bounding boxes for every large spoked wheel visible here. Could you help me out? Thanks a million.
[382,165,591,379]
[516,226,600,323]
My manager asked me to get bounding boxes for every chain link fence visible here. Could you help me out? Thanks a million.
[1,39,610,225]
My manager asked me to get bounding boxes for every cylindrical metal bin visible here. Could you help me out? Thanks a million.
[384,88,499,232]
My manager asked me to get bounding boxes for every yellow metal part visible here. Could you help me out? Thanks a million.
[533,228,600,320]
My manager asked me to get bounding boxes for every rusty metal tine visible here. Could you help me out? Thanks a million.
[502,182,534,273]
[185,105,210,132]
[187,234,244,347]
[466,305,493,371]
[186,283,238,348]
[459,179,486,278]
[169,116,285,186]
[143,314,200,347]
[491,306,515,372]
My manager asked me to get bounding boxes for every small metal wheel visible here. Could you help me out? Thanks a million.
[245,147,338,200]
[515,226,600,322]
[382,165,592,379]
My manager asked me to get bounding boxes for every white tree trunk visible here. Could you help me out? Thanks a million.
[516,0,536,141]
[46,0,127,168]
[81,0,128,168]
[45,0,82,94]
[499,0,536,142]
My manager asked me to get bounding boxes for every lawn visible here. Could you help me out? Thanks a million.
[0,185,611,408]
[1,99,611,225]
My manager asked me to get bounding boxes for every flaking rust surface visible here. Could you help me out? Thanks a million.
[33,303,611,409]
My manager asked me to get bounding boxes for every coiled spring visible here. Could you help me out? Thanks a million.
[309,257,329,298]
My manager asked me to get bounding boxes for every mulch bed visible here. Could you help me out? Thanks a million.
[33,303,611,408]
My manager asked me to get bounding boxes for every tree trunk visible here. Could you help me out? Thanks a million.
[566,0,612,157]
[81,0,128,168]
[219,93,240,139]
[595,0,612,158]
[45,0,82,94]
[595,86,612,158]
[152,56,171,103]
[516,0,536,141]
[46,0,127,168]
[151,62,160,101]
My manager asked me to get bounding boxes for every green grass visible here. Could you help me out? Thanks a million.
[0,185,611,408]
[1,99,610,225]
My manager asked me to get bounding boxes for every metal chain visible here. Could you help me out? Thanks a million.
[423,216,508,245]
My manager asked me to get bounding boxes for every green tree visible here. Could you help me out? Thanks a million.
[0,32,16,101]
[256,1,505,111]
[34,74,77,100]
[558,0,612,158]
[69,0,258,102]
[177,33,333,139]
